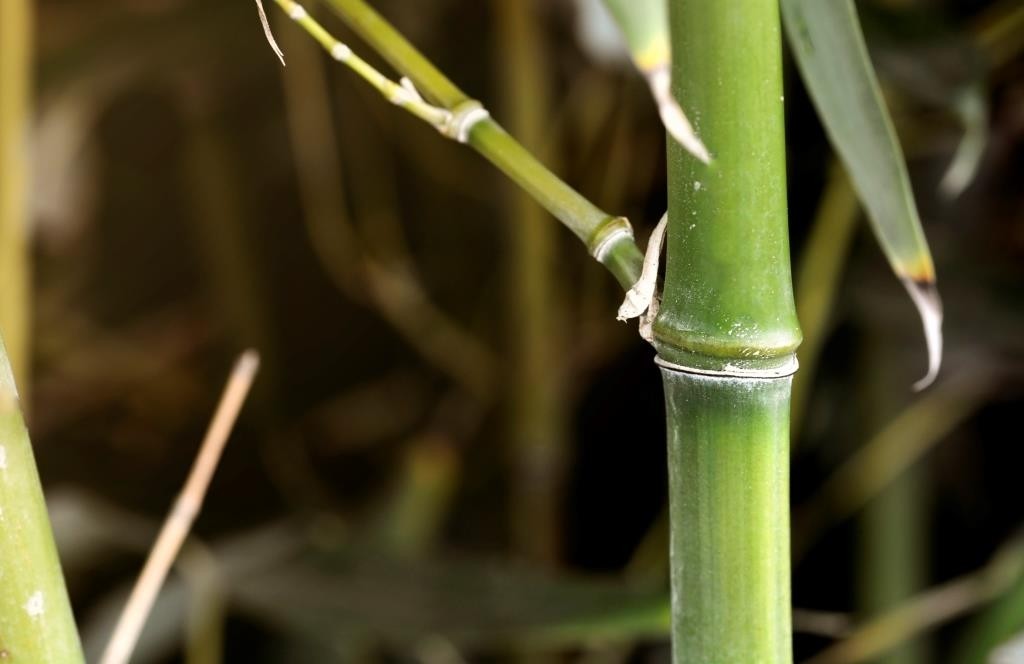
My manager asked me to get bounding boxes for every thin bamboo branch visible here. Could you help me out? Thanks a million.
[275,8,497,398]
[290,0,645,289]
[99,352,259,664]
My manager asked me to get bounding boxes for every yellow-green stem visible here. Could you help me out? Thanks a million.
[0,0,32,394]
[319,0,643,289]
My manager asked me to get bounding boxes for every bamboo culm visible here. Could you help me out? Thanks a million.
[654,1,800,662]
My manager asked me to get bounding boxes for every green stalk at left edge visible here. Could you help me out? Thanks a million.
[0,337,84,663]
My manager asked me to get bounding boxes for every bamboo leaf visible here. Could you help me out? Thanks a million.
[781,0,943,390]
[601,0,710,162]
[234,555,669,651]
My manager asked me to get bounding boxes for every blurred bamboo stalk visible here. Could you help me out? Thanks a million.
[859,464,928,664]
[953,553,1024,663]
[792,163,860,438]
[181,95,278,385]
[972,0,1024,70]
[179,543,226,664]
[275,9,359,293]
[372,434,460,557]
[0,0,33,395]
[494,0,566,564]
[0,335,84,662]
[855,343,932,664]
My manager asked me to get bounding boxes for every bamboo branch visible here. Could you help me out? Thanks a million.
[494,0,566,564]
[272,0,644,289]
[274,10,496,398]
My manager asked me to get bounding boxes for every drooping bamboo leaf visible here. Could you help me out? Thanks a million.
[601,0,710,162]
[781,0,943,389]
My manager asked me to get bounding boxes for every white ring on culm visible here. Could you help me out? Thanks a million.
[289,4,307,20]
[444,102,490,143]
[654,354,799,379]
[592,227,635,262]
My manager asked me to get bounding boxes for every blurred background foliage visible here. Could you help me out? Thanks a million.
[3,0,1023,661]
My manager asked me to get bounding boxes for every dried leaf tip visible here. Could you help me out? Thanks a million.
[647,68,711,164]
[255,0,286,66]
[903,279,943,391]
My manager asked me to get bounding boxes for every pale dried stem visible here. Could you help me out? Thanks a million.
[99,351,260,664]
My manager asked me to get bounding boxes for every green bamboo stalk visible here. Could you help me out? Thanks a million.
[0,0,32,394]
[654,2,799,662]
[0,336,85,662]
[316,0,643,290]
[494,0,566,564]
[857,341,928,664]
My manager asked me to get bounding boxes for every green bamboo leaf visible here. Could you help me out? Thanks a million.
[600,0,710,163]
[781,0,943,390]
[235,555,669,651]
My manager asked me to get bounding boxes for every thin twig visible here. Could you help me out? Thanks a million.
[99,351,260,664]
[271,0,465,135]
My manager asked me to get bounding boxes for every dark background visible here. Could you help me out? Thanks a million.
[12,0,1024,661]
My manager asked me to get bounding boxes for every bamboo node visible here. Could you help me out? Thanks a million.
[655,355,799,379]
[589,217,635,261]
[331,43,352,62]
[441,100,490,143]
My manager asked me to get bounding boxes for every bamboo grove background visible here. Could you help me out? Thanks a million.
[2,0,1023,661]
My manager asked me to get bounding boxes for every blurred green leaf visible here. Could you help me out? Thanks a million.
[781,0,942,389]
[234,552,669,653]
